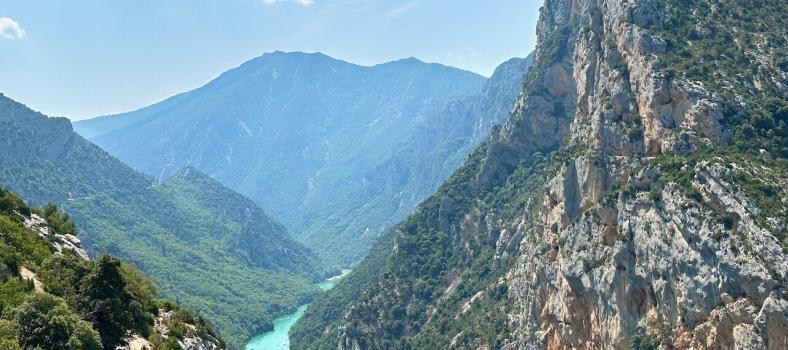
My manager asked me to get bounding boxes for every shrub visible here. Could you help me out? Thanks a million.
[631,331,659,350]
[721,212,740,230]
[3,293,101,350]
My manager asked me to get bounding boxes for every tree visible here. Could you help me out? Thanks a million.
[37,254,92,308]
[120,262,156,335]
[79,255,136,349]
[0,319,22,350]
[41,203,76,236]
[3,293,100,350]
[40,254,155,347]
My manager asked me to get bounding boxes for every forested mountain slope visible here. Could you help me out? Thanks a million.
[0,94,326,348]
[0,187,224,349]
[75,52,532,267]
[292,0,787,349]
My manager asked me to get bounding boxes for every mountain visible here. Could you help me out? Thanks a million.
[74,51,532,267]
[0,94,328,348]
[0,186,224,349]
[291,0,787,349]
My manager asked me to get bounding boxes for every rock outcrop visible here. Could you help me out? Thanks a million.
[153,310,223,350]
[24,213,90,260]
[115,308,223,350]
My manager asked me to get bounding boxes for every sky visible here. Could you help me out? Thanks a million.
[0,0,542,120]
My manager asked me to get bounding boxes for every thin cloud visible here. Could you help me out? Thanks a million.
[0,17,26,40]
[261,0,314,6]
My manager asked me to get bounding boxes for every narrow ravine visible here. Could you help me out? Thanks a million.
[245,271,349,350]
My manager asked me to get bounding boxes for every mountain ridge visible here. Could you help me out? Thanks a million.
[73,51,531,267]
[75,51,484,140]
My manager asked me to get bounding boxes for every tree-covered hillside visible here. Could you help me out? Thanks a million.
[0,94,327,348]
[0,187,223,349]
[75,52,532,268]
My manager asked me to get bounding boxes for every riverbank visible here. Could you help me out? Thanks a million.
[245,270,350,350]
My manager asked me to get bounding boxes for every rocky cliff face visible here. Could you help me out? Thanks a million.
[501,1,785,348]
[294,0,787,349]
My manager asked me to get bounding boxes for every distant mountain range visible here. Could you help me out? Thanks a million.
[75,51,533,267]
[0,94,326,348]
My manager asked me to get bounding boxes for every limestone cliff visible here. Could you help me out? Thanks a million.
[501,0,786,348]
[293,0,787,349]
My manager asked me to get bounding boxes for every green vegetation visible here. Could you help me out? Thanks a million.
[638,0,787,244]
[0,95,325,348]
[289,231,395,350]
[0,189,51,274]
[649,0,787,157]
[148,300,221,349]
[291,26,562,347]
[723,157,787,246]
[5,293,101,350]
[630,332,659,350]
[292,130,571,348]
[401,143,569,348]
[0,186,223,349]
[630,314,672,350]
[41,203,77,237]
[646,146,787,247]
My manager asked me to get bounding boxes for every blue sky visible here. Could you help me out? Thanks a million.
[0,0,541,120]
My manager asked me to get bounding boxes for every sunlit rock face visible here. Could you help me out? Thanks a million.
[310,0,788,349]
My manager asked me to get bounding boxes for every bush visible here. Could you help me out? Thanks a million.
[3,293,101,350]
[721,212,740,230]
[79,255,142,349]
[631,331,659,350]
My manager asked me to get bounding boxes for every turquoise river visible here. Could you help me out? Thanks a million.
[245,271,348,350]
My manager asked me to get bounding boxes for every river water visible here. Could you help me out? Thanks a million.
[245,272,348,350]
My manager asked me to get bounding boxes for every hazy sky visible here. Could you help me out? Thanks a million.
[0,0,542,120]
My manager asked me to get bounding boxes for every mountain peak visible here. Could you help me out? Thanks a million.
[389,56,424,64]
[374,56,444,70]
[170,165,203,179]
[260,50,335,61]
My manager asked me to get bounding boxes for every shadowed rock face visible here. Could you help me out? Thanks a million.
[292,0,787,349]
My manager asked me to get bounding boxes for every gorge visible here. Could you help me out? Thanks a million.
[0,1,785,349]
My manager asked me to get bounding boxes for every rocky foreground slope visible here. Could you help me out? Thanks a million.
[0,187,224,349]
[292,0,787,349]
